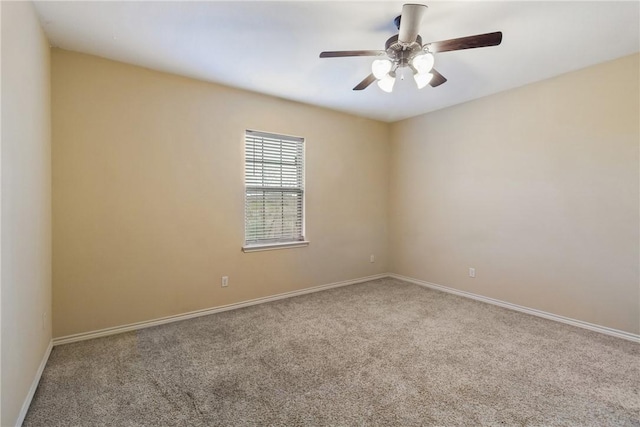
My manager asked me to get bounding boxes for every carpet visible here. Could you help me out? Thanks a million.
[24,278,640,426]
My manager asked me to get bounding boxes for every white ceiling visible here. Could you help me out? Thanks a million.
[33,1,639,122]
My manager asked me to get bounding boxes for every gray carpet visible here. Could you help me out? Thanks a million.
[25,278,640,426]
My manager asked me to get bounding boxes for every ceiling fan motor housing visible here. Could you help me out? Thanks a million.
[385,34,424,68]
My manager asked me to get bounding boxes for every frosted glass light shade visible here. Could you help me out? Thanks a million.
[414,72,433,89]
[377,73,395,93]
[371,59,393,79]
[412,53,434,74]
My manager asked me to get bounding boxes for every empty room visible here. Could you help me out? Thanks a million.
[2,1,639,425]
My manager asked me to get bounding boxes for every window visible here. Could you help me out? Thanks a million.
[243,130,307,251]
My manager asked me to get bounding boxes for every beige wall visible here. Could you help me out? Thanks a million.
[1,1,52,425]
[52,48,638,338]
[51,50,389,338]
[390,54,640,334]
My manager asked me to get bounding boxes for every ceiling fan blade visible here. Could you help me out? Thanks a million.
[353,74,377,91]
[320,50,385,58]
[398,4,428,44]
[426,31,503,53]
[429,69,447,87]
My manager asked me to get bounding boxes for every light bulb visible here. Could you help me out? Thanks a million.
[414,72,433,89]
[412,52,434,74]
[371,59,392,80]
[377,73,395,93]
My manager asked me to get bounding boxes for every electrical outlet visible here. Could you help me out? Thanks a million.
[221,276,229,287]
[469,268,476,278]
[370,255,375,263]
[42,312,47,330]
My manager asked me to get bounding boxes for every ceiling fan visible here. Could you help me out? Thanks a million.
[319,3,503,92]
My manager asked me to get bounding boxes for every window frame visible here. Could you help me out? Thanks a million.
[242,129,309,253]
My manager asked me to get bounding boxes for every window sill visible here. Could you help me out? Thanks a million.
[242,241,310,253]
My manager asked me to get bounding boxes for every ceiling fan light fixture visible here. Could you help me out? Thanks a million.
[414,72,433,89]
[412,52,435,74]
[377,73,396,93]
[371,59,393,79]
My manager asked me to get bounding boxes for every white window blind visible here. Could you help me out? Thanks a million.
[244,130,304,246]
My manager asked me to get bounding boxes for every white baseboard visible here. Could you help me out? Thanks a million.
[389,273,640,343]
[16,340,52,427]
[53,273,389,346]
[53,272,640,346]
